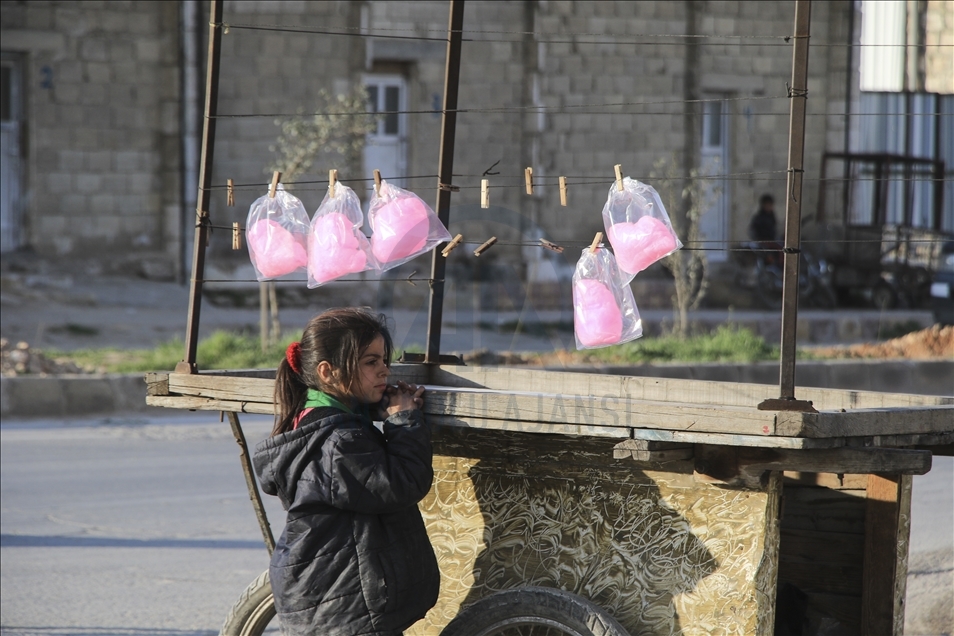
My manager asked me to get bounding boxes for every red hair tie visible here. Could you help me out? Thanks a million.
[286,342,302,374]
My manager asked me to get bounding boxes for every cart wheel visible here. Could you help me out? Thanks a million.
[220,570,278,636]
[440,587,630,636]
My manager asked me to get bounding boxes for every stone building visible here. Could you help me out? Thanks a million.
[1,0,951,289]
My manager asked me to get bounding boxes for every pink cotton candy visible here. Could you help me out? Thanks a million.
[371,196,430,264]
[573,278,623,347]
[308,212,369,284]
[607,216,678,275]
[247,218,307,278]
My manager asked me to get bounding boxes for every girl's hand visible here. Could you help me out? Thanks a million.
[385,381,425,416]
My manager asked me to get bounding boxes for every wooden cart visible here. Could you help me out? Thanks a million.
[146,366,952,635]
[153,1,952,633]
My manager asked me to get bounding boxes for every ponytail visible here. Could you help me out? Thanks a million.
[273,356,308,436]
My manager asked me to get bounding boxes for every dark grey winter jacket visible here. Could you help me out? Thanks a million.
[252,406,440,635]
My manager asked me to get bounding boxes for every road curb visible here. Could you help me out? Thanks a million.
[0,373,161,419]
[1,360,951,419]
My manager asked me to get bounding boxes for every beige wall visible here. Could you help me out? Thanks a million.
[925,0,954,95]
[2,0,859,276]
[1,0,181,273]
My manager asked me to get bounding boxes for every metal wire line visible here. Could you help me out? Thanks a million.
[220,22,952,48]
[222,21,789,40]
[211,93,788,119]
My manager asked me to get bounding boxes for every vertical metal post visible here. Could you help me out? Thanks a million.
[226,412,275,555]
[761,0,814,411]
[176,0,224,375]
[424,0,465,365]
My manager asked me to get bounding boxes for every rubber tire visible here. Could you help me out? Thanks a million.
[439,587,630,636]
[220,570,277,636]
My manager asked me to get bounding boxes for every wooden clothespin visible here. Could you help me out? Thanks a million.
[474,236,497,257]
[373,169,382,197]
[441,234,464,258]
[227,178,234,206]
[329,169,338,197]
[614,164,624,192]
[524,167,533,195]
[481,179,489,209]
[268,171,281,198]
[540,238,564,253]
[232,222,241,250]
[559,176,568,206]
[590,231,603,253]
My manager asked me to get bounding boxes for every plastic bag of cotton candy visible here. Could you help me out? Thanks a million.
[602,177,682,283]
[572,243,643,350]
[367,179,452,271]
[307,183,378,287]
[245,184,310,281]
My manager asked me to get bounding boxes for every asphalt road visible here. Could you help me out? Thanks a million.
[1,414,951,635]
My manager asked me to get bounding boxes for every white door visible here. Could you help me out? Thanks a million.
[363,75,407,201]
[699,98,730,262]
[1,55,23,253]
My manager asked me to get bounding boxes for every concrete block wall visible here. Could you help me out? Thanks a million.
[1,0,855,282]
[0,0,181,269]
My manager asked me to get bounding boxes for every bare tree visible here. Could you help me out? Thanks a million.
[259,86,377,350]
[651,156,712,338]
[268,86,377,185]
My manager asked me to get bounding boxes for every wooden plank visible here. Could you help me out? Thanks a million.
[630,428,843,449]
[145,394,274,415]
[612,440,694,462]
[777,560,863,596]
[782,472,869,490]
[780,406,954,438]
[781,487,868,535]
[614,439,692,451]
[424,414,631,439]
[428,366,951,409]
[780,528,865,566]
[694,446,929,489]
[149,366,953,414]
[861,474,909,636]
[144,372,169,397]
[424,389,778,435]
[168,372,275,404]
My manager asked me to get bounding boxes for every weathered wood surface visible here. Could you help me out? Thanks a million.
[145,366,953,445]
[145,395,273,415]
[694,446,930,489]
[862,474,912,636]
[612,439,695,462]
[778,406,954,438]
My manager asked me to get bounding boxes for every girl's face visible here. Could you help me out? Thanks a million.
[351,334,391,405]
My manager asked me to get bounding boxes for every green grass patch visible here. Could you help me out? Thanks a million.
[574,325,780,364]
[48,326,793,373]
[49,331,297,374]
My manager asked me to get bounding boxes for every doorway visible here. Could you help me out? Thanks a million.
[1,53,24,253]
[699,97,730,262]
[363,74,407,201]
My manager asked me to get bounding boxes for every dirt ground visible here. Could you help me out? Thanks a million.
[811,325,953,360]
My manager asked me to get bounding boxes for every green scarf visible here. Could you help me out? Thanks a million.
[304,388,353,414]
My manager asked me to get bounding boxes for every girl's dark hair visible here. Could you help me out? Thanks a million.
[272,308,393,436]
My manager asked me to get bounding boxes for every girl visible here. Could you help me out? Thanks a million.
[253,308,440,635]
